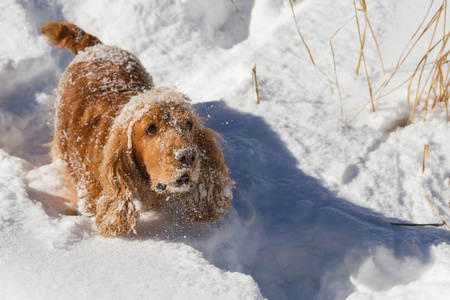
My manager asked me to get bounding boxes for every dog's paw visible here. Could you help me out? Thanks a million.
[95,196,138,237]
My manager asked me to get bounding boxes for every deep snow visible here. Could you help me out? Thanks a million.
[1,0,450,299]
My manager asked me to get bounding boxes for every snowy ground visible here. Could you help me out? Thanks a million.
[1,0,450,299]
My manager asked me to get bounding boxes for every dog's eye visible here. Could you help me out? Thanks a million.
[145,125,158,137]
[186,122,193,132]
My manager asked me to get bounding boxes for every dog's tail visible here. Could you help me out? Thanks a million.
[40,21,102,55]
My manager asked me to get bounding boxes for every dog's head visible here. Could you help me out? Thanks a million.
[131,99,201,193]
[101,87,232,222]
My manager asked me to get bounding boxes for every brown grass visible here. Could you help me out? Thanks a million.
[391,146,450,229]
[425,195,450,229]
[353,0,385,112]
[288,0,333,88]
[330,0,385,124]
[373,2,436,101]
[355,0,386,75]
[252,64,260,104]
[338,0,449,126]
[407,0,449,124]
[330,16,356,125]
[229,0,249,36]
[423,144,430,173]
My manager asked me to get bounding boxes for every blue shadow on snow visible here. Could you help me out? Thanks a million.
[181,101,450,300]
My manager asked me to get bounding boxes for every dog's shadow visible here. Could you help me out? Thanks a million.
[136,101,450,299]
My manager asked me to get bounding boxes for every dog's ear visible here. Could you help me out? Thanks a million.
[96,126,141,237]
[182,124,233,222]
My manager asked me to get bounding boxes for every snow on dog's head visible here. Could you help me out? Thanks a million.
[101,87,233,223]
[114,88,200,193]
[115,88,195,150]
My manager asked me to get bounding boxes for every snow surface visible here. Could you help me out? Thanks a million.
[1,0,450,299]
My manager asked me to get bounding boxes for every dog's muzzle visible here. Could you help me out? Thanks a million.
[155,173,197,193]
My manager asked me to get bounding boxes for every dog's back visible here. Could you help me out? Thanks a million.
[41,22,154,214]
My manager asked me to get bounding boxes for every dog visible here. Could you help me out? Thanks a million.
[40,22,233,237]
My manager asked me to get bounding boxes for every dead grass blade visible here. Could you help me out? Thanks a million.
[425,195,450,229]
[345,0,449,126]
[356,21,367,75]
[423,144,430,173]
[229,0,249,36]
[392,195,450,229]
[392,145,450,228]
[422,43,450,121]
[391,221,445,227]
[373,0,436,103]
[408,4,444,124]
[356,0,386,75]
[330,16,356,126]
[252,64,260,104]
[331,0,386,125]
[409,1,449,124]
[288,0,333,88]
[354,0,375,112]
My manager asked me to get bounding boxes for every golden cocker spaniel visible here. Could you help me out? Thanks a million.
[40,22,233,237]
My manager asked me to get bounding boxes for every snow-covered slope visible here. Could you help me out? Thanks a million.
[1,0,450,299]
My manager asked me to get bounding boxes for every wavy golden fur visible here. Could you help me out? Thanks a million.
[41,22,233,237]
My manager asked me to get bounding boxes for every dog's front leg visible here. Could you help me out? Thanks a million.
[95,195,138,237]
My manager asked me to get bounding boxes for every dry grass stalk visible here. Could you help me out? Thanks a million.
[425,195,450,229]
[355,0,386,75]
[353,0,375,112]
[408,2,447,124]
[363,1,437,109]
[288,0,333,87]
[345,0,449,126]
[252,64,260,104]
[229,0,249,36]
[423,45,450,121]
[390,221,445,227]
[355,22,367,75]
[288,0,317,67]
[330,16,356,125]
[423,144,430,173]
[392,195,450,229]
[330,0,386,124]
[372,0,449,124]
[392,150,450,228]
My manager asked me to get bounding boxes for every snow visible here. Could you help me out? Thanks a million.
[113,88,193,149]
[1,0,450,299]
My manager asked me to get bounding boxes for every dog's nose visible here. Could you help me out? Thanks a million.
[156,183,167,192]
[175,148,198,166]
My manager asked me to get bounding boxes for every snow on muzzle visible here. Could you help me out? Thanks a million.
[155,147,199,193]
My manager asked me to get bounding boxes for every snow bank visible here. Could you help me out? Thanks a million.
[0,0,58,166]
[2,0,450,299]
[0,150,263,300]
[348,244,450,300]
